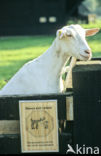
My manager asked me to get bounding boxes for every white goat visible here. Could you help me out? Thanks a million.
[0,25,99,95]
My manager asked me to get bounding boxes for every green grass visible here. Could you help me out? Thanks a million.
[0,36,54,89]
[68,19,101,29]
[81,20,101,29]
[0,25,101,89]
[81,20,101,57]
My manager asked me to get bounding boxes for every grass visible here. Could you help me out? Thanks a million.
[81,20,101,29]
[0,36,54,89]
[0,23,101,89]
[81,20,101,57]
[68,19,101,29]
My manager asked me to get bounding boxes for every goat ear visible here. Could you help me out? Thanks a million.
[85,28,100,37]
[56,29,64,39]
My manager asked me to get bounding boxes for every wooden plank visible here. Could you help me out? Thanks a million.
[0,93,72,120]
[0,120,20,135]
[0,134,21,154]
[0,132,73,154]
[73,61,101,154]
[66,97,74,121]
[73,63,101,96]
[19,100,59,153]
[76,60,101,65]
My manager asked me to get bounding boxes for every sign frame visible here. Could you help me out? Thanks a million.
[19,100,59,153]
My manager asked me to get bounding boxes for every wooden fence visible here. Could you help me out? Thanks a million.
[0,58,101,154]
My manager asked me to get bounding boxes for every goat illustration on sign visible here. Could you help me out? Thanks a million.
[31,117,48,130]
[26,110,54,138]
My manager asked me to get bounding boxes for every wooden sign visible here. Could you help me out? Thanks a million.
[19,100,59,153]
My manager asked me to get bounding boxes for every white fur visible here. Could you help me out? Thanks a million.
[0,25,99,95]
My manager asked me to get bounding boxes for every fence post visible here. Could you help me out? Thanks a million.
[73,62,101,154]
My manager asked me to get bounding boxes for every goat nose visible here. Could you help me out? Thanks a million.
[85,49,91,54]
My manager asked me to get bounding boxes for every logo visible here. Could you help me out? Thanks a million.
[66,144,76,154]
[66,144,99,154]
